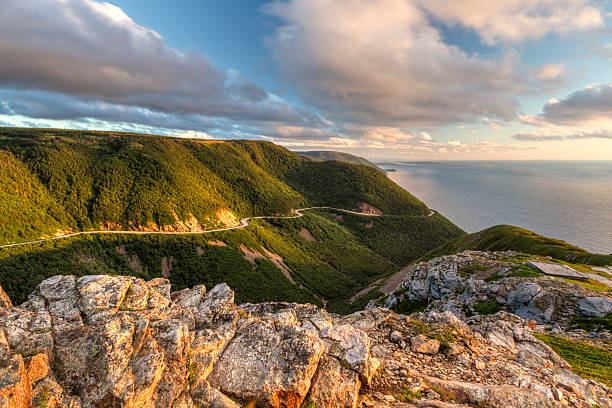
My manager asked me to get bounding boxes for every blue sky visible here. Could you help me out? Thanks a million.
[0,0,611,159]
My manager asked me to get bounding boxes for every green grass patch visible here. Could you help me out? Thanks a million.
[484,264,542,282]
[473,299,503,315]
[423,225,612,266]
[397,386,422,402]
[572,314,612,332]
[458,263,488,277]
[559,277,612,293]
[394,297,429,315]
[533,333,612,386]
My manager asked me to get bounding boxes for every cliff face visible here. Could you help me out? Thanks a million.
[0,273,611,408]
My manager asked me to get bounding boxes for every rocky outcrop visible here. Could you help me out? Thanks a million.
[0,274,610,408]
[379,251,611,328]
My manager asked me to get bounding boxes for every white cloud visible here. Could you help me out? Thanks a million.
[263,0,527,128]
[531,64,565,81]
[416,0,604,44]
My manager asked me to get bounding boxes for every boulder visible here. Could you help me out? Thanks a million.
[0,330,8,359]
[410,334,440,354]
[35,275,83,330]
[309,355,360,408]
[75,275,133,319]
[320,324,379,384]
[32,378,82,408]
[25,353,49,383]
[1,272,610,408]
[208,318,324,408]
[191,381,239,408]
[507,282,554,324]
[578,296,612,318]
[389,330,403,343]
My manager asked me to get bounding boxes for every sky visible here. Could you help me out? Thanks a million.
[0,0,611,160]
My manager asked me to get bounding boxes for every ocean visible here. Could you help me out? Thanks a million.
[381,161,612,254]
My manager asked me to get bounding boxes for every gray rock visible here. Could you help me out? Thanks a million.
[507,282,554,324]
[389,330,403,343]
[76,275,132,318]
[208,318,324,408]
[320,324,379,385]
[578,296,612,318]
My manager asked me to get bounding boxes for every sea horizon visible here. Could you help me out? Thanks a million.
[382,160,612,254]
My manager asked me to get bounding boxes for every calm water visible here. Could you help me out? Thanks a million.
[382,161,612,254]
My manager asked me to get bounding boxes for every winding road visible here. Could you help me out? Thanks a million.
[1,206,437,249]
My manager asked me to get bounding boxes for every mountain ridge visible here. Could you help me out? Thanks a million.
[0,127,428,245]
[296,150,386,173]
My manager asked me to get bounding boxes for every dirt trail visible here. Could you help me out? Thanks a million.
[380,264,413,294]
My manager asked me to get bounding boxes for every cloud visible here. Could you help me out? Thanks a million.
[263,0,530,128]
[416,0,603,44]
[483,117,503,130]
[513,131,612,141]
[531,64,565,81]
[539,84,612,126]
[594,43,612,60]
[0,0,315,126]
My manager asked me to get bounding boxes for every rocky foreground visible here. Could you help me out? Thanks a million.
[0,269,611,407]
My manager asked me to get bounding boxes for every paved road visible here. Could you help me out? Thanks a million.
[0,206,407,249]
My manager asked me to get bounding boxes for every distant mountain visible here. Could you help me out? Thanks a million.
[296,150,386,173]
[422,224,612,265]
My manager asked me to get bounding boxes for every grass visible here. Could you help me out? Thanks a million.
[484,264,542,282]
[533,333,612,386]
[397,386,422,402]
[34,387,50,408]
[300,398,318,408]
[473,299,503,315]
[393,296,429,315]
[560,277,612,293]
[422,225,612,266]
[429,385,456,402]
[400,319,457,347]
[571,314,612,332]
[458,264,488,277]
[509,265,544,278]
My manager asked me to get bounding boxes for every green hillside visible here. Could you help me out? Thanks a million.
[297,150,386,173]
[0,210,463,313]
[423,225,612,265]
[0,127,465,313]
[0,127,428,244]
